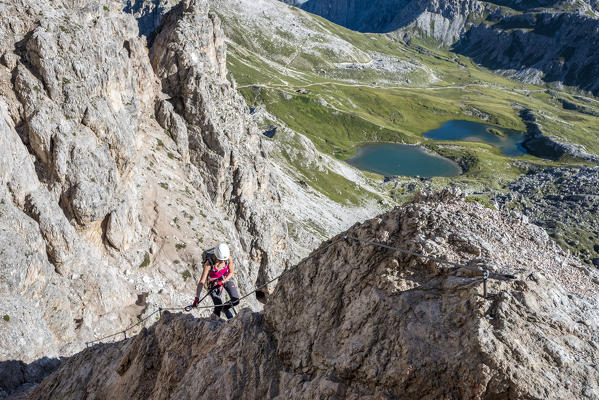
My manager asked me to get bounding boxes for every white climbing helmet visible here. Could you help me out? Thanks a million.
[215,243,230,261]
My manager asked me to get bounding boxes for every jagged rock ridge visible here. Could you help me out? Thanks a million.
[302,0,482,44]
[27,192,599,399]
[455,10,599,95]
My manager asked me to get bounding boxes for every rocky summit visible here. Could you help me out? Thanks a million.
[23,191,599,399]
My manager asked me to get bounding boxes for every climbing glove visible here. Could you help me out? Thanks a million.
[192,297,199,308]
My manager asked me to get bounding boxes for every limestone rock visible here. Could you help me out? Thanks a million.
[9,3,156,228]
[149,0,289,287]
[266,192,599,398]
[154,98,190,162]
[0,99,76,361]
[0,296,59,363]
[29,194,599,399]
[1,0,347,371]
[105,189,141,252]
[0,0,384,383]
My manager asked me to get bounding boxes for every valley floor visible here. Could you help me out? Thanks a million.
[212,0,599,264]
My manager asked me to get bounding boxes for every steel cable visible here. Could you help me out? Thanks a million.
[85,235,517,347]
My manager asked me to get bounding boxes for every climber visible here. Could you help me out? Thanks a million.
[192,243,240,320]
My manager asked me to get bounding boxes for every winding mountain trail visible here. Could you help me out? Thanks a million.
[239,81,478,91]
[236,81,556,98]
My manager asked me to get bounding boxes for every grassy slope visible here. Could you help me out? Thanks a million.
[218,2,599,199]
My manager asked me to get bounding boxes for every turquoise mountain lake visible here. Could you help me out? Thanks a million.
[346,144,461,178]
[423,120,528,156]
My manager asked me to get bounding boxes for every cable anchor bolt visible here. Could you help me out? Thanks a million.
[483,269,489,299]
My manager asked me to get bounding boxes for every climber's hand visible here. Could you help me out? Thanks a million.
[192,297,199,308]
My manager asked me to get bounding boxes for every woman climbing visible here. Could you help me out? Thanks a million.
[191,243,240,320]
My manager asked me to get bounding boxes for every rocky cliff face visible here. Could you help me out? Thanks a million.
[455,11,599,95]
[0,0,351,369]
[25,191,599,399]
[149,0,290,288]
[1,0,161,362]
[0,0,385,373]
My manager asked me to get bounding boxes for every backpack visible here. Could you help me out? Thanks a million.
[202,248,216,266]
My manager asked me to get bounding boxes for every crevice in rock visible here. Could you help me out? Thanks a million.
[123,40,132,58]
[123,0,172,45]
[13,31,51,97]
[58,190,77,227]
[9,40,55,188]
[100,212,115,250]
[143,1,184,49]
[14,121,29,145]
[20,194,60,274]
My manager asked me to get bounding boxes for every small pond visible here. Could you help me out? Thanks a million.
[423,120,528,156]
[346,144,461,178]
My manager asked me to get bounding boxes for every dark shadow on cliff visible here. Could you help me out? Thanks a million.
[0,357,63,398]
[452,12,599,96]
[518,109,565,161]
[485,0,561,11]
[123,0,167,41]
[297,0,564,33]
[298,0,418,33]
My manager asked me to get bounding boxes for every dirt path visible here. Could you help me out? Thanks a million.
[236,81,554,96]
[237,81,479,91]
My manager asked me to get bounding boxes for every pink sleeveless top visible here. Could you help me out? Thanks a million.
[209,260,229,281]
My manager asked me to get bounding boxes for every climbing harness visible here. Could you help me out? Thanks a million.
[85,235,517,347]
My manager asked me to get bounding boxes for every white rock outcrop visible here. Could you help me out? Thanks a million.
[0,0,279,365]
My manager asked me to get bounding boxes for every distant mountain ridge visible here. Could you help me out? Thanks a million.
[281,0,599,95]
[456,11,599,94]
[282,0,482,40]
